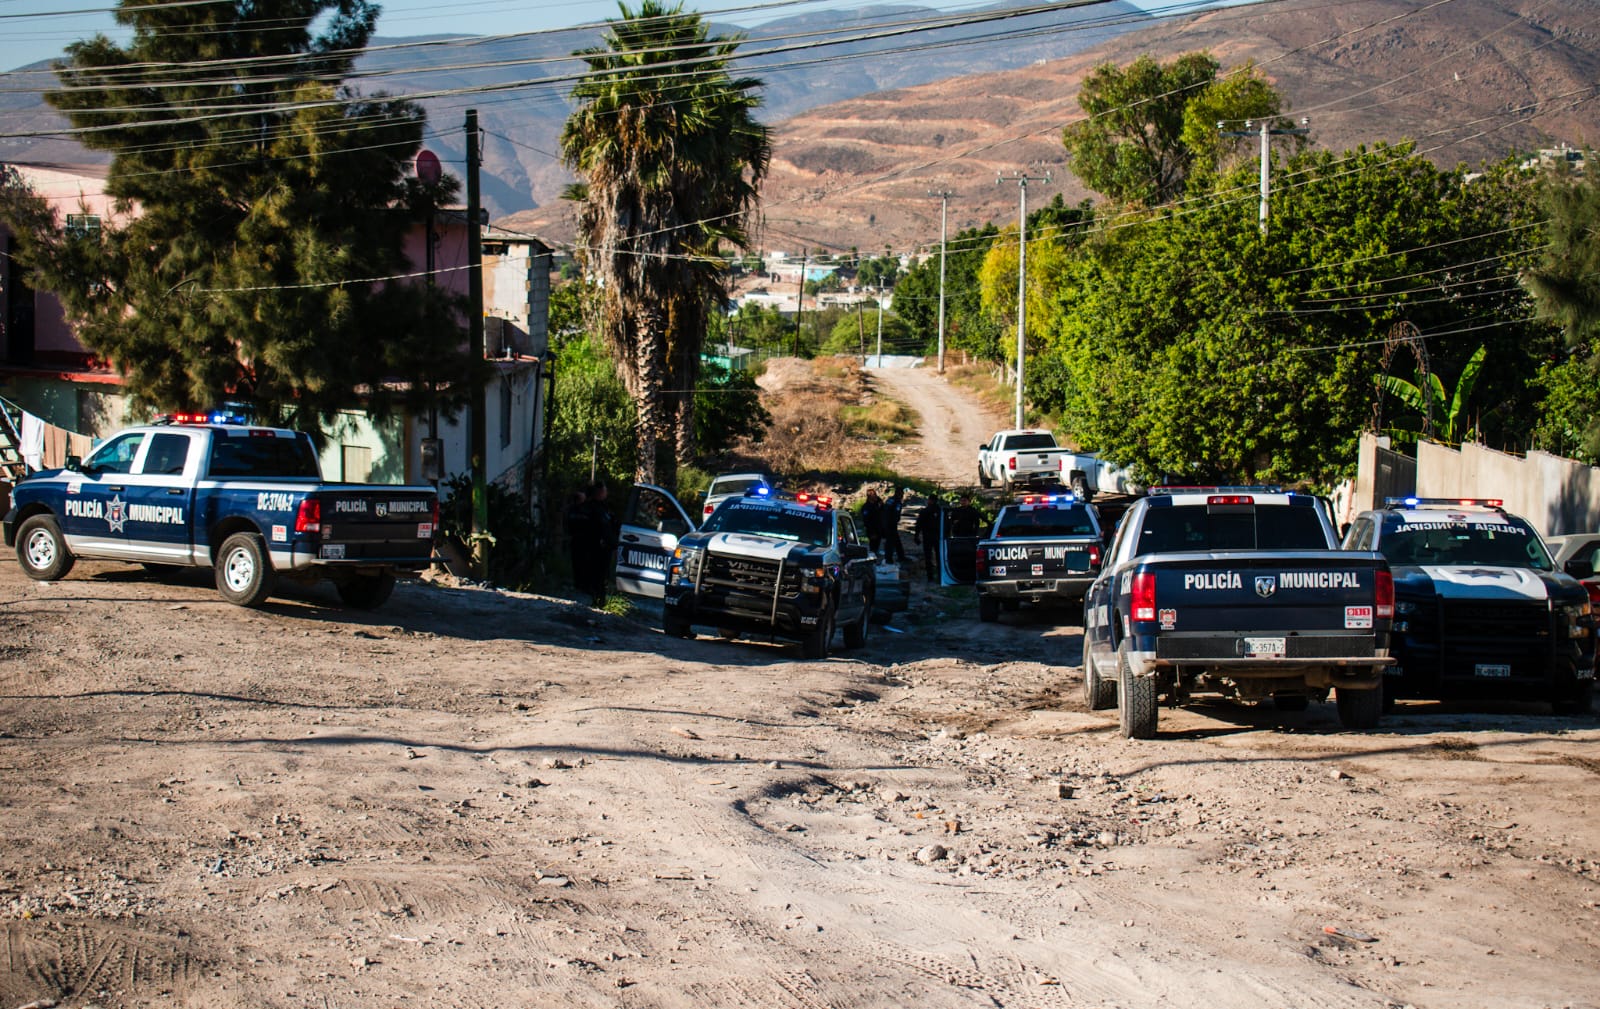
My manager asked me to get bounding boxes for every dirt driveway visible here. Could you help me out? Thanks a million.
[3,553,1598,1009]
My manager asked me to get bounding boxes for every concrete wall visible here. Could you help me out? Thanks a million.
[1415,440,1600,537]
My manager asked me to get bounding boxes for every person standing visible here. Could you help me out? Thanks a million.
[564,488,589,597]
[945,491,984,539]
[881,486,906,563]
[577,482,618,606]
[860,488,884,557]
[914,492,942,582]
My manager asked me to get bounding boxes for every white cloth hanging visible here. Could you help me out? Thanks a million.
[19,411,45,472]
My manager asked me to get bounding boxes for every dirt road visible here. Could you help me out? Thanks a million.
[865,365,1010,487]
[3,368,1599,1009]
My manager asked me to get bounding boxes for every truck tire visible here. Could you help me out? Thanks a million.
[16,515,75,582]
[215,531,276,607]
[1552,679,1593,716]
[1082,635,1115,711]
[1335,685,1382,731]
[1117,644,1158,739]
[978,467,991,488]
[800,604,834,660]
[336,571,396,610]
[663,609,694,639]
[977,595,1000,623]
[843,593,871,648]
[1070,473,1092,501]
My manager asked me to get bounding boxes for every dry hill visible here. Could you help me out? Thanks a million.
[510,0,1600,253]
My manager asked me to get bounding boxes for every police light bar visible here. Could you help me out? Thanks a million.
[1020,494,1076,506]
[1386,496,1504,509]
[162,410,249,426]
[743,485,773,497]
[795,492,833,509]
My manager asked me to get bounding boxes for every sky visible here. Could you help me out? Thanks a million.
[0,0,1175,74]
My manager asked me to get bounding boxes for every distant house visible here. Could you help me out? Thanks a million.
[0,160,551,499]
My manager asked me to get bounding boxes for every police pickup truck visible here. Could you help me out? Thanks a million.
[660,489,875,659]
[1342,498,1594,714]
[3,413,437,609]
[1082,488,1394,738]
[975,493,1104,622]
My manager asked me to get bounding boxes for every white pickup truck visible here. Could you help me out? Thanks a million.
[977,429,1138,499]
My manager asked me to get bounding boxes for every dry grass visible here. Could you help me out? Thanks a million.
[945,361,1068,443]
[722,356,910,489]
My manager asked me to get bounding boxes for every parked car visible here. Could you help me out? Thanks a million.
[1342,498,1595,713]
[1545,532,1600,607]
[700,471,785,521]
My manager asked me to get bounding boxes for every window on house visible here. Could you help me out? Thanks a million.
[341,445,372,483]
[65,214,101,241]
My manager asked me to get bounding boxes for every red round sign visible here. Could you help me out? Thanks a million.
[414,149,441,185]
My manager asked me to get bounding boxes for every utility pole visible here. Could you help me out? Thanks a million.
[794,251,808,356]
[996,171,1051,429]
[1218,117,1310,237]
[875,291,884,364]
[466,109,488,579]
[929,190,953,374]
[856,299,865,360]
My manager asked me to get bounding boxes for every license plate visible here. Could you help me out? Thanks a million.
[319,543,346,560]
[1474,663,1511,678]
[1245,636,1286,657]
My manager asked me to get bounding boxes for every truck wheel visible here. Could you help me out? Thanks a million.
[16,515,75,582]
[1335,685,1383,731]
[1082,635,1116,711]
[843,593,871,648]
[1117,644,1158,739]
[663,609,694,639]
[800,605,834,660]
[1552,679,1593,716]
[1070,473,1092,501]
[978,467,991,488]
[977,595,1000,623]
[215,532,276,607]
[336,571,396,610]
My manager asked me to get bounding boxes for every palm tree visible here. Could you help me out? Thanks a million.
[561,0,770,486]
[1381,344,1486,444]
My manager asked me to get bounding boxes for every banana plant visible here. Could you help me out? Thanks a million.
[1381,344,1486,444]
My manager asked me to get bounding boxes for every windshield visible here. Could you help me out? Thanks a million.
[709,476,769,498]
[1005,433,1057,451]
[995,507,1097,538]
[1380,519,1553,570]
[1135,504,1329,556]
[702,501,830,546]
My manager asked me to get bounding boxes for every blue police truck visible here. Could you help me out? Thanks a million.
[4,413,437,609]
[1082,488,1395,738]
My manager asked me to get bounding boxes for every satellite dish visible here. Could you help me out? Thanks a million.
[414,149,442,185]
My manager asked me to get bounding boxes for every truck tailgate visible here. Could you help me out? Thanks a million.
[316,488,436,562]
[981,537,1097,578]
[1146,551,1386,634]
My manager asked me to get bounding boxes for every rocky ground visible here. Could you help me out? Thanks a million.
[2,367,1598,1008]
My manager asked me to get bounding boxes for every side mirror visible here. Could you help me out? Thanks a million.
[843,543,870,560]
[1339,522,1352,543]
[65,455,82,473]
[1564,557,1594,580]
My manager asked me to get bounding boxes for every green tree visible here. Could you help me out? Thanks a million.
[1380,345,1487,445]
[561,0,770,488]
[1062,53,1284,206]
[894,223,1002,362]
[0,0,468,427]
[1525,164,1600,461]
[695,361,769,455]
[1048,145,1548,485]
[823,308,910,356]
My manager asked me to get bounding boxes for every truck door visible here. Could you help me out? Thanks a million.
[116,430,198,563]
[60,430,146,556]
[615,484,695,598]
